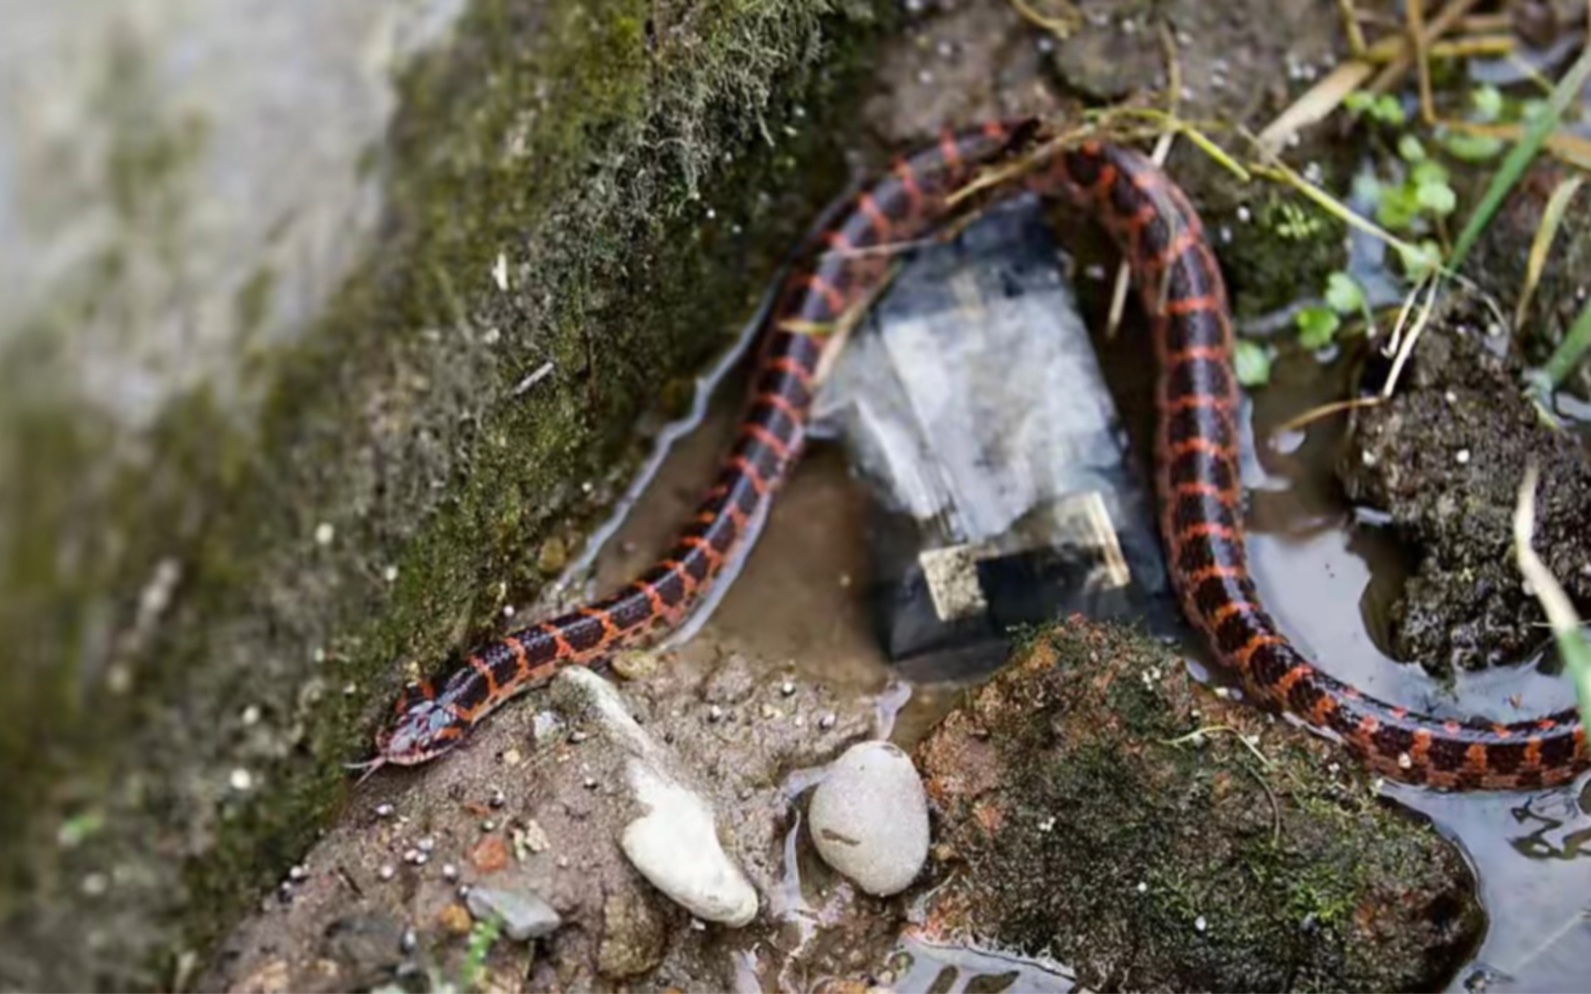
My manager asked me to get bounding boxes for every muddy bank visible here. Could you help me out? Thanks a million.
[915,620,1483,992]
[201,651,876,992]
[1339,291,1591,677]
[207,617,1484,993]
[0,0,891,987]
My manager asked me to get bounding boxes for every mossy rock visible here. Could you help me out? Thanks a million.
[915,618,1482,992]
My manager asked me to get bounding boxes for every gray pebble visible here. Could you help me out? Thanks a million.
[466,886,563,941]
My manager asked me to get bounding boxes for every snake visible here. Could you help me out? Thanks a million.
[360,119,1589,791]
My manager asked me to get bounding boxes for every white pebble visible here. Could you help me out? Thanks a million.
[314,522,334,546]
[551,668,758,926]
[808,741,930,897]
[621,763,759,926]
[229,768,254,792]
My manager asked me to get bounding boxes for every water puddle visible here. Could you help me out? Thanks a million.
[561,188,1591,991]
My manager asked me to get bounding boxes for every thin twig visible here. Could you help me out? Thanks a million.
[1407,0,1436,124]
[1337,0,1368,56]
[1367,0,1483,96]
[1450,40,1591,269]
[1273,395,1385,435]
[1380,274,1442,399]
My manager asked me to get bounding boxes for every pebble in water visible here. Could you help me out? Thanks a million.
[807,741,930,897]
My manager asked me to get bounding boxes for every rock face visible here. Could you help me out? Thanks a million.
[808,741,930,897]
[1338,294,1591,676]
[0,0,884,987]
[914,619,1484,993]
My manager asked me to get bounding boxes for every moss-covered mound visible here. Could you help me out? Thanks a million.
[915,619,1483,992]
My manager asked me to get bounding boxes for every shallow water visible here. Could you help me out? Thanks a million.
[572,203,1591,992]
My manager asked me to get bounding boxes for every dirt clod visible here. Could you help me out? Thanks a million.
[1339,294,1591,675]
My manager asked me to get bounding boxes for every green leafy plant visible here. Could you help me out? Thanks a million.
[1234,339,1274,387]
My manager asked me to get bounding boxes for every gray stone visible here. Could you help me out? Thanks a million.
[465,886,562,941]
[807,740,929,897]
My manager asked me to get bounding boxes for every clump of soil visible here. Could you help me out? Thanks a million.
[1338,293,1591,677]
[915,619,1483,992]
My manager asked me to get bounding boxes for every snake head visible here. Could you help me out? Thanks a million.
[373,692,465,766]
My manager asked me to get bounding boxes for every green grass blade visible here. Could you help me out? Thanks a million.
[1450,46,1591,270]
[1541,295,1591,388]
[1513,463,1591,730]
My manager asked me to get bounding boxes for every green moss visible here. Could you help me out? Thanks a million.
[1221,192,1344,321]
[919,621,1482,991]
[0,0,892,986]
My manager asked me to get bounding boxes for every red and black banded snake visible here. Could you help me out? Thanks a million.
[360,119,1589,792]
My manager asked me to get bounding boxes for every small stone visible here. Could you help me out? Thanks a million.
[488,787,507,809]
[808,741,930,897]
[378,864,396,881]
[707,704,725,723]
[620,764,759,926]
[1196,915,1208,933]
[383,565,399,583]
[610,650,659,681]
[442,862,459,881]
[818,713,837,731]
[520,819,551,853]
[241,705,261,726]
[438,902,473,935]
[552,668,759,925]
[288,864,308,882]
[229,768,254,792]
[780,679,796,696]
[375,803,395,819]
[400,927,417,953]
[417,836,435,853]
[314,523,335,546]
[466,886,563,941]
[469,835,511,874]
